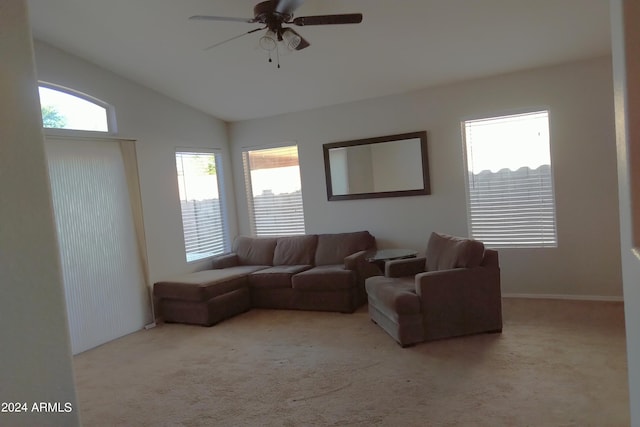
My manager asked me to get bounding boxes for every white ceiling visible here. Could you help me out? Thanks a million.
[27,0,612,122]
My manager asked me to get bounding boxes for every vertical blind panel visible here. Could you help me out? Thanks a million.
[176,152,227,261]
[46,138,148,354]
[244,146,305,236]
[465,111,558,248]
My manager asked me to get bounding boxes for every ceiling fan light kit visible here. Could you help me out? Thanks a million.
[259,30,278,51]
[190,0,362,67]
[282,28,307,51]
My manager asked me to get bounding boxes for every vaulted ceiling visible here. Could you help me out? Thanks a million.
[28,0,612,122]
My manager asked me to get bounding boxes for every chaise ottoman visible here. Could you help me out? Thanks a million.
[153,266,267,326]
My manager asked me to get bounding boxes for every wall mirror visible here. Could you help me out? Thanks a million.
[323,131,430,201]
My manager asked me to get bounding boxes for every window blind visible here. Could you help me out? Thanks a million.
[243,145,306,236]
[464,111,557,248]
[46,137,149,354]
[176,151,227,261]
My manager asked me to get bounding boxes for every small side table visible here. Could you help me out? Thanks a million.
[364,248,418,274]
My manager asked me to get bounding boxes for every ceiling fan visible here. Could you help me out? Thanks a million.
[190,0,363,66]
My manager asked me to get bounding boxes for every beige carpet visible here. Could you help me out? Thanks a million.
[73,298,629,426]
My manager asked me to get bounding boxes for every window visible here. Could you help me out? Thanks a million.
[38,84,110,132]
[242,145,305,236]
[176,150,228,262]
[463,110,557,248]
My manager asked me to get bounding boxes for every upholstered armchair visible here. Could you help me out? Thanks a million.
[365,232,503,347]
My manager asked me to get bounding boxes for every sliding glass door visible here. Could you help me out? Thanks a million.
[45,136,150,354]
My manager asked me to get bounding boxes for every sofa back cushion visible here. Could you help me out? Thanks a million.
[232,236,277,266]
[273,235,318,266]
[315,231,375,265]
[426,232,484,271]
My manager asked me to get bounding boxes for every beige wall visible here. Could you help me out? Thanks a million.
[611,0,640,424]
[33,41,238,286]
[0,1,79,425]
[230,56,622,299]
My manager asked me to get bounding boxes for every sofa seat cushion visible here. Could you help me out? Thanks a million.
[365,276,421,315]
[249,265,312,289]
[154,266,268,302]
[292,265,355,291]
[273,235,318,266]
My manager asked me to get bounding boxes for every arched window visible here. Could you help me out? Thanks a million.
[38,84,111,132]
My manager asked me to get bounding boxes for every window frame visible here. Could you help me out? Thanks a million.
[242,144,306,237]
[175,148,229,263]
[462,108,558,249]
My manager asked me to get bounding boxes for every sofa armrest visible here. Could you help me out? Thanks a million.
[345,250,380,279]
[414,266,499,298]
[414,266,502,340]
[385,257,427,278]
[344,250,364,270]
[211,253,240,269]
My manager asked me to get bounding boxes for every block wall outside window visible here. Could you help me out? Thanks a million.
[242,145,306,236]
[176,150,228,262]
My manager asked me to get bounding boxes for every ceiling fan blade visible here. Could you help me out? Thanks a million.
[203,27,263,51]
[189,15,255,24]
[292,13,363,26]
[275,0,305,15]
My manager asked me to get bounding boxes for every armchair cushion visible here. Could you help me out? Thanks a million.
[426,232,484,271]
[365,276,420,315]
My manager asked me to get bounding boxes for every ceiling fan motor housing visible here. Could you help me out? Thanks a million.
[254,0,293,31]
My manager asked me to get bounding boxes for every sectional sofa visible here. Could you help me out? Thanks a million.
[153,231,378,326]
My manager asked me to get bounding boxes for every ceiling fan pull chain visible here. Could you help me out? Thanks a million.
[276,44,281,68]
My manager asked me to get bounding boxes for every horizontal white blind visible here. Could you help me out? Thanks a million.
[464,111,557,248]
[243,145,305,236]
[176,151,227,261]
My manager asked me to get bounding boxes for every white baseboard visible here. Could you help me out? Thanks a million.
[503,293,624,302]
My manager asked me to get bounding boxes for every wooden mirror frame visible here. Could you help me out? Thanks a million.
[323,131,431,201]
